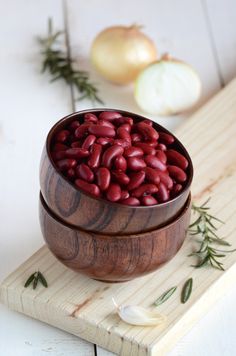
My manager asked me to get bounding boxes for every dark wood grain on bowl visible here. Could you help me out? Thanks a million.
[39,192,191,283]
[40,109,193,235]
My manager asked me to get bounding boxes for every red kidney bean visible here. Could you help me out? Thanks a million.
[75,123,91,138]
[115,117,133,126]
[114,155,127,171]
[98,120,115,129]
[120,197,140,206]
[88,143,102,169]
[82,135,96,150]
[144,155,166,171]
[52,143,68,151]
[131,184,158,198]
[96,167,111,191]
[127,171,145,190]
[131,133,142,143]
[106,183,121,202]
[67,168,75,180]
[171,183,183,198]
[113,139,131,148]
[117,126,131,140]
[144,167,160,185]
[84,113,98,123]
[69,120,80,131]
[50,110,190,206]
[136,122,159,141]
[134,142,156,155]
[57,159,77,171]
[75,179,100,197]
[124,146,144,158]
[96,137,114,146]
[76,163,94,182]
[120,190,129,200]
[156,182,169,202]
[71,141,82,148]
[51,150,67,161]
[102,145,124,168]
[156,150,167,164]
[141,119,153,126]
[157,143,167,151]
[142,195,158,206]
[65,148,89,159]
[156,170,173,189]
[166,149,188,170]
[127,157,146,171]
[159,132,175,145]
[55,130,70,143]
[88,125,116,138]
[112,171,130,185]
[120,123,131,132]
[147,140,158,147]
[99,111,121,121]
[168,165,187,182]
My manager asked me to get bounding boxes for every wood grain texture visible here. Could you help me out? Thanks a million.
[39,193,191,282]
[40,109,192,235]
[2,78,236,355]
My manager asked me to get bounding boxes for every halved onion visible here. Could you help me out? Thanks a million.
[134,55,202,115]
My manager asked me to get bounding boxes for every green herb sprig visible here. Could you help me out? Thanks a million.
[189,198,233,271]
[24,271,48,290]
[38,18,103,104]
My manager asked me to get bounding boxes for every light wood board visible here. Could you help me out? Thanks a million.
[1,78,236,355]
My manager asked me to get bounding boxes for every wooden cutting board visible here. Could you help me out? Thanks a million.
[1,79,236,356]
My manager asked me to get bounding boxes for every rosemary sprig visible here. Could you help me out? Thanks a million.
[181,278,193,304]
[154,286,177,307]
[189,198,233,271]
[24,271,48,290]
[38,18,103,104]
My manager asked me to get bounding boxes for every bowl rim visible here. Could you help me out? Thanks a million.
[45,108,193,210]
[40,191,192,238]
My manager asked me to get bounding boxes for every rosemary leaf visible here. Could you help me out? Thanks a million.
[38,18,103,104]
[154,286,177,307]
[181,278,193,304]
[189,198,234,270]
[33,273,39,290]
[24,271,48,290]
[24,273,36,288]
[38,271,48,288]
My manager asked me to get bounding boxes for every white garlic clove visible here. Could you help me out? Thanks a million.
[112,298,166,326]
[134,54,202,116]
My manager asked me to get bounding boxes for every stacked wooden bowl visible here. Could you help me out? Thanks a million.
[39,109,193,282]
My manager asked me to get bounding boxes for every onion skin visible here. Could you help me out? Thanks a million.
[134,55,202,115]
[91,25,157,85]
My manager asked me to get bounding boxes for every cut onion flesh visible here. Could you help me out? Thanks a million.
[134,58,202,115]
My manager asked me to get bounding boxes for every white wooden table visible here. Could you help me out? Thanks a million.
[1,1,236,355]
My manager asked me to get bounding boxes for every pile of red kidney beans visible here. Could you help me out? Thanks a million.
[51,111,189,206]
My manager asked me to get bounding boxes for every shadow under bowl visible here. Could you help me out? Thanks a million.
[39,192,191,283]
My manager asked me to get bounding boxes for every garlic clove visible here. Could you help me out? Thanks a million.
[112,299,166,326]
[134,55,202,115]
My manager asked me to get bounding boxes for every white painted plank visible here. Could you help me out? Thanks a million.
[0,1,94,355]
[204,0,236,85]
[67,0,221,132]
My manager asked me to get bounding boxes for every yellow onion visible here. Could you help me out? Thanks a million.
[90,25,157,85]
[134,54,202,115]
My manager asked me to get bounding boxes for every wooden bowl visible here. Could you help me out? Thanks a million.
[40,109,193,235]
[39,192,191,283]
